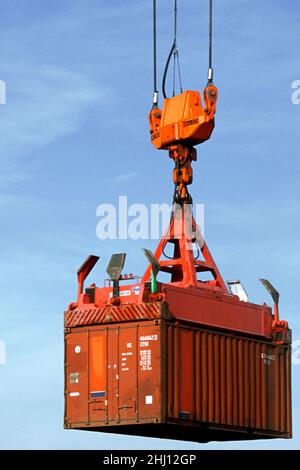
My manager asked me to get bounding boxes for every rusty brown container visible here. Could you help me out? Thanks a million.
[64,319,292,442]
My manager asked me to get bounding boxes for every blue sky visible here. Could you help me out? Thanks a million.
[0,0,299,450]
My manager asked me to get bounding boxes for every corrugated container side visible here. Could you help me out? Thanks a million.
[165,324,292,436]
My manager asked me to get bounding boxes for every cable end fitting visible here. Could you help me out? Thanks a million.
[207,67,214,84]
[152,90,159,107]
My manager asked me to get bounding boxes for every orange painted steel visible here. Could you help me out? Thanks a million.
[141,207,227,290]
[64,320,292,442]
[89,335,106,397]
[149,86,218,150]
[149,85,218,203]
[65,302,170,328]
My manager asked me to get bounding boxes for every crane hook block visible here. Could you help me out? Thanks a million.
[149,84,218,150]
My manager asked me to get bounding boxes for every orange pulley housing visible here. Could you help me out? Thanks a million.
[149,84,218,150]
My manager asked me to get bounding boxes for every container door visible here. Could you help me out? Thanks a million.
[107,327,119,423]
[136,323,162,421]
[117,326,138,422]
[65,330,89,426]
[65,322,163,427]
[88,329,108,424]
[79,326,140,425]
[107,323,162,425]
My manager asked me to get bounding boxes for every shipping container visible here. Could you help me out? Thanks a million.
[64,319,292,442]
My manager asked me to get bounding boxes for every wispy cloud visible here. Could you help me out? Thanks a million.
[114,171,137,183]
[0,169,32,190]
[0,5,117,192]
[207,197,300,228]
[0,65,112,161]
